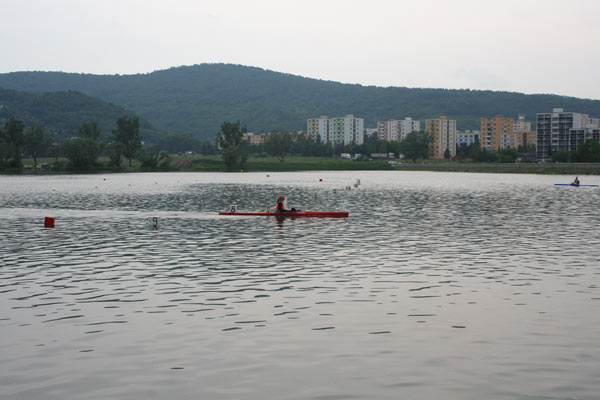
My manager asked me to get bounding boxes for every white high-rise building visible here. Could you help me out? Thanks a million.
[329,115,364,146]
[377,117,420,142]
[309,115,364,146]
[398,117,420,140]
[536,108,587,161]
[456,130,480,147]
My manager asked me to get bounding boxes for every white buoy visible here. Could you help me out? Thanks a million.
[148,217,159,230]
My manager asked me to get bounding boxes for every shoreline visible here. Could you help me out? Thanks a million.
[4,156,600,175]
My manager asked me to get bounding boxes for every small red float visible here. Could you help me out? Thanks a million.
[44,216,55,228]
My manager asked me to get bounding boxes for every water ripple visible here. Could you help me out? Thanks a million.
[1,171,599,400]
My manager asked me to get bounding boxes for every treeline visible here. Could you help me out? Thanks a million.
[216,120,433,170]
[549,141,600,163]
[0,116,216,172]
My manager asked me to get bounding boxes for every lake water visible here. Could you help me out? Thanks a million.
[1,171,599,400]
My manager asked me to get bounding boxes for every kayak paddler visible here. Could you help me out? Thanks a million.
[275,195,289,213]
[571,176,580,186]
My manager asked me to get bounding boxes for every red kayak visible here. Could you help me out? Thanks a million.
[219,210,349,218]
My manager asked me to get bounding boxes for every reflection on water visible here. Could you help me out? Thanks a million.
[1,171,599,400]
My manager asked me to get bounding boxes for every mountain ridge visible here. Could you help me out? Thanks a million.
[1,63,600,140]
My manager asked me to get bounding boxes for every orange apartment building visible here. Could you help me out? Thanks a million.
[480,116,514,150]
[481,115,536,151]
[425,116,456,159]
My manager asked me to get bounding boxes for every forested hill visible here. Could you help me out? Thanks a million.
[0,88,160,141]
[1,64,600,140]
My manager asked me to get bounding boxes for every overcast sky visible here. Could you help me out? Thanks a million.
[2,0,599,99]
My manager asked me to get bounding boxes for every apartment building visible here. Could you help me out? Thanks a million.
[425,116,456,159]
[329,115,364,146]
[307,116,329,143]
[377,119,400,141]
[243,132,267,145]
[536,108,589,161]
[514,114,532,133]
[512,114,536,150]
[514,131,537,149]
[399,117,420,140]
[307,115,364,145]
[480,115,514,150]
[377,117,420,142]
[364,128,378,138]
[455,130,480,147]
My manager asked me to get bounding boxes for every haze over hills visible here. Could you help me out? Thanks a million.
[1,63,600,141]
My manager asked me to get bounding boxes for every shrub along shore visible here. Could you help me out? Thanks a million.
[7,155,600,175]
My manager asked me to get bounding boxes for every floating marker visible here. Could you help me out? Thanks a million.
[44,216,55,228]
[319,178,323,182]
[148,217,159,230]
[266,174,270,177]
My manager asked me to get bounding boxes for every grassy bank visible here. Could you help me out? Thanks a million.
[389,162,600,175]
[188,156,393,172]
[8,155,600,175]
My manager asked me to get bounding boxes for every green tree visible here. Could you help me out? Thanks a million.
[386,141,402,158]
[78,120,102,141]
[0,126,9,169]
[265,131,293,162]
[112,116,142,167]
[63,138,102,169]
[3,117,25,168]
[551,150,570,163]
[399,131,432,163]
[24,124,49,168]
[473,147,498,162]
[498,147,518,163]
[136,144,169,170]
[217,120,248,170]
[105,142,125,167]
[573,140,600,163]
[62,120,105,169]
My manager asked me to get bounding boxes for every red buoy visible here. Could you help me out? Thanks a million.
[319,178,323,182]
[44,216,55,228]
